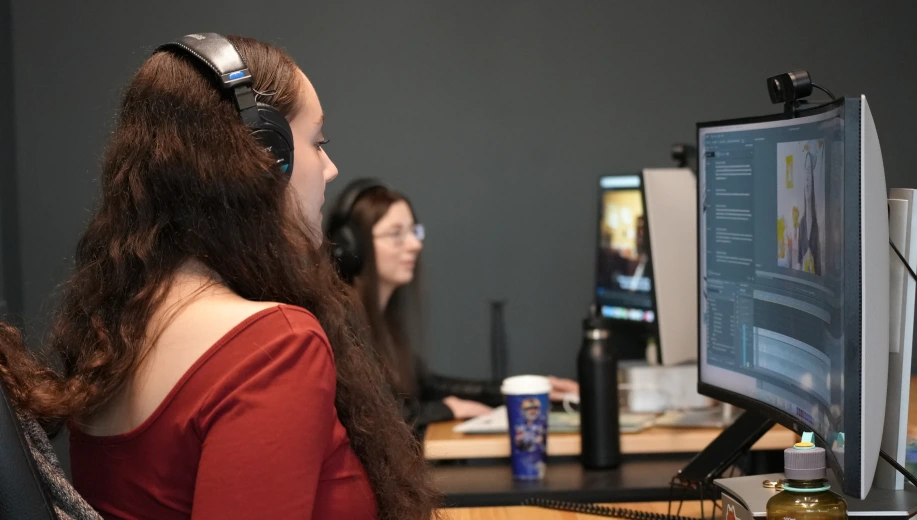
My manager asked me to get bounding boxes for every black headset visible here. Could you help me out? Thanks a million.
[325,178,389,282]
[156,33,295,177]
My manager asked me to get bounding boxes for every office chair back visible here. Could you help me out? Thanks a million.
[0,380,59,519]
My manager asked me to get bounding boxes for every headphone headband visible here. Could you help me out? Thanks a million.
[157,33,252,88]
[328,178,388,232]
[157,33,260,125]
[155,33,294,174]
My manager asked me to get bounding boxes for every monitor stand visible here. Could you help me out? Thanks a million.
[672,410,775,492]
[715,473,917,518]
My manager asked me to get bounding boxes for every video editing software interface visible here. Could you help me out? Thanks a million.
[699,106,847,442]
[596,175,656,324]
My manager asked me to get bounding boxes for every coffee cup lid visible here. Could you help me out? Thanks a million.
[501,375,551,395]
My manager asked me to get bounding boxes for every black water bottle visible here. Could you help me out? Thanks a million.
[577,308,621,469]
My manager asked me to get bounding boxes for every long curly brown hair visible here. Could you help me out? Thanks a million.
[0,35,439,519]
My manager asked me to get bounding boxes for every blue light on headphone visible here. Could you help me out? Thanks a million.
[228,71,245,80]
[280,164,290,173]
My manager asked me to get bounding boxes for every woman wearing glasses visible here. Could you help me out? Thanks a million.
[325,179,577,434]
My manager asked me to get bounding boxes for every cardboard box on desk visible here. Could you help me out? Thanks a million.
[619,361,715,413]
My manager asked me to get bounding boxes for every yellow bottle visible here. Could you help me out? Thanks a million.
[766,432,847,519]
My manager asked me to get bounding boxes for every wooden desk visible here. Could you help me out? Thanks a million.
[431,376,917,509]
[440,500,710,519]
[425,420,796,460]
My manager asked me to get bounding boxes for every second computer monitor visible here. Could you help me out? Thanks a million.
[596,169,698,366]
[596,173,656,324]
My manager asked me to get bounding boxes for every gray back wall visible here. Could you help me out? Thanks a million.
[0,0,17,321]
[7,1,917,380]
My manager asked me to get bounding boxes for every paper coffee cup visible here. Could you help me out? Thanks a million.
[501,375,550,480]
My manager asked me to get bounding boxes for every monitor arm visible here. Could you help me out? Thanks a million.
[876,189,917,490]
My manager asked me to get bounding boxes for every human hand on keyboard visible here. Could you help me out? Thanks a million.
[443,396,494,419]
[546,376,579,402]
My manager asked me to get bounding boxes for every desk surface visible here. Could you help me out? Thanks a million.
[433,455,700,508]
[431,376,917,509]
[429,372,917,460]
[424,419,796,460]
[441,500,711,519]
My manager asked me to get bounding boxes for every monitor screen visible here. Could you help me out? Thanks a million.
[699,104,847,451]
[596,174,656,324]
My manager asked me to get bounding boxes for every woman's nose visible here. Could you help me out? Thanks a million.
[405,234,423,251]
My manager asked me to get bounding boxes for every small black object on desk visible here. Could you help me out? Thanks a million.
[578,307,621,469]
[489,300,508,382]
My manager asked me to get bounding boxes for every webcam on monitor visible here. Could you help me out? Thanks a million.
[766,70,813,105]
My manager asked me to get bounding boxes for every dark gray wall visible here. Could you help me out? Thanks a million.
[0,0,19,322]
[8,1,917,383]
[0,0,7,317]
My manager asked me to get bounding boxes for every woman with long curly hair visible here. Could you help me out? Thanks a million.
[0,33,438,519]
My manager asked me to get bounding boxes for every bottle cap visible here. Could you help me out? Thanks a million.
[583,305,607,333]
[784,431,826,480]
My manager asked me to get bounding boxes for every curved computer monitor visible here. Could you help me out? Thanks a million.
[697,96,889,499]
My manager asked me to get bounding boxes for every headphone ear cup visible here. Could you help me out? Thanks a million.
[330,225,363,282]
[252,128,293,176]
[325,178,387,283]
[252,103,294,177]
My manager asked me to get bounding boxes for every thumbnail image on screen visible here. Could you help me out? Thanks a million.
[776,139,826,276]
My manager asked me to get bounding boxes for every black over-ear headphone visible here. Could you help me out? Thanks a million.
[156,33,295,177]
[325,178,388,282]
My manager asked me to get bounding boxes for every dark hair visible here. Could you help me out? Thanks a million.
[0,35,438,520]
[345,186,423,397]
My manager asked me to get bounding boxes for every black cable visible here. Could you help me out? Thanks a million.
[811,83,837,100]
[890,240,917,281]
[523,498,702,520]
[793,100,836,115]
[880,449,917,488]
